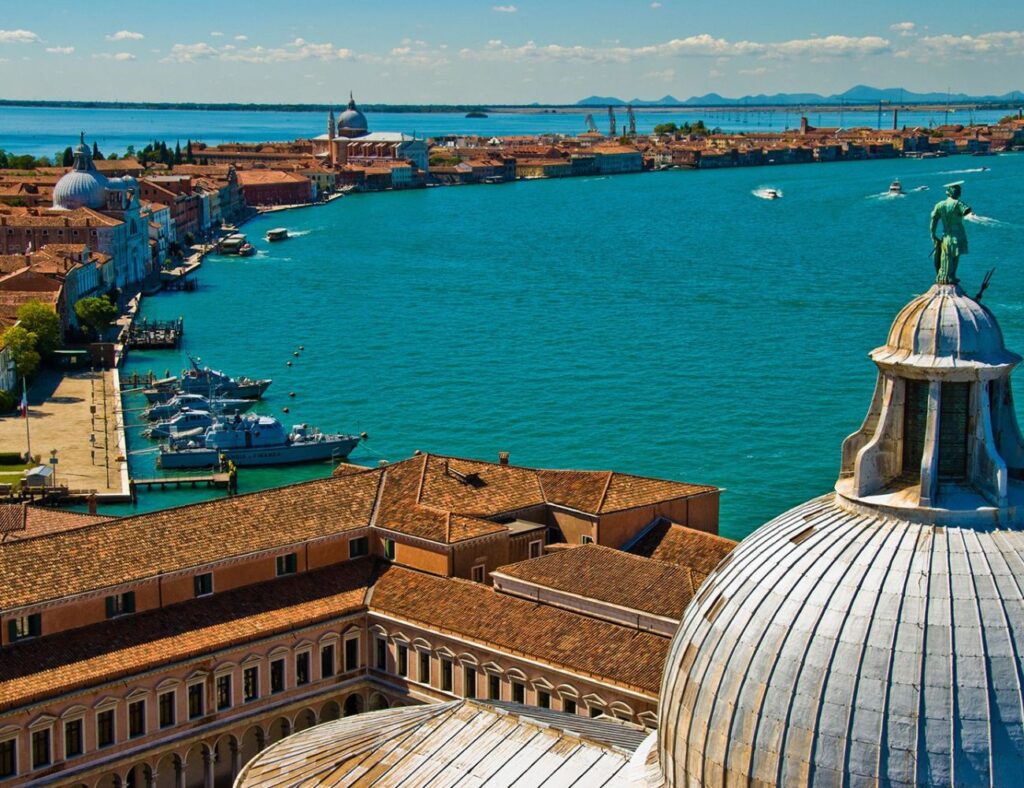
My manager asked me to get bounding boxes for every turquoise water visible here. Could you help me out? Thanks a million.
[1,105,1010,158]
[117,154,1024,540]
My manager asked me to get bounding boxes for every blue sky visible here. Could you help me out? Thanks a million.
[1,1,1021,103]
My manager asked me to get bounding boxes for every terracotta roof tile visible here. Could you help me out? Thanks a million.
[0,560,374,713]
[0,470,382,610]
[0,504,110,543]
[494,544,699,620]
[626,520,735,575]
[370,565,667,694]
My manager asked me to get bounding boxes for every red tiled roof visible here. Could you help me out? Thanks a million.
[625,520,735,575]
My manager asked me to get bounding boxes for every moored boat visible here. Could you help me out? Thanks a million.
[143,394,255,421]
[158,416,363,469]
[144,408,216,439]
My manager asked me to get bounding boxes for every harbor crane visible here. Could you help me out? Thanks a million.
[608,105,617,138]
[584,113,598,133]
[626,105,637,136]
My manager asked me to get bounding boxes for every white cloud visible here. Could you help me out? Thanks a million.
[772,35,891,58]
[0,29,40,44]
[235,34,248,41]
[45,46,75,55]
[739,66,767,75]
[162,37,357,64]
[106,30,144,41]
[492,5,517,12]
[162,42,220,63]
[917,30,1024,57]
[210,31,224,37]
[94,52,137,61]
[644,66,674,81]
[890,21,916,36]
[650,1,662,7]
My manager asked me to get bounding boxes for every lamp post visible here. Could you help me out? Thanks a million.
[49,448,58,488]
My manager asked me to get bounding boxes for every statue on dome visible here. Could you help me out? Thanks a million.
[930,181,972,284]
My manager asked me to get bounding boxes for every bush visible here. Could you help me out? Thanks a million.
[0,325,40,379]
[0,393,16,418]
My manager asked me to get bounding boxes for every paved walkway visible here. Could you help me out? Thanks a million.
[0,370,123,493]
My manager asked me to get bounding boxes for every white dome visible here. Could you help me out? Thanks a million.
[337,94,368,137]
[658,493,1024,787]
[871,283,1020,371]
[53,137,109,210]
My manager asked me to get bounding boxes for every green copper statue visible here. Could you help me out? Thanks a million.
[930,181,972,284]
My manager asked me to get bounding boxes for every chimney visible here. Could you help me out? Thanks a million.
[498,451,510,466]
[799,116,808,135]
[87,493,98,515]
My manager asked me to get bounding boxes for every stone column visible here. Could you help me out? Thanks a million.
[202,747,215,788]
[174,759,186,788]
[230,741,242,781]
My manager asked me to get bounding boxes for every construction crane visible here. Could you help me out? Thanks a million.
[626,105,637,136]
[608,106,617,138]
[584,113,598,133]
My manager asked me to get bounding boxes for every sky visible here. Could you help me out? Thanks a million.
[0,1,1021,104]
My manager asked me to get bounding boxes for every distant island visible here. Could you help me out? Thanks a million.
[577,85,1024,107]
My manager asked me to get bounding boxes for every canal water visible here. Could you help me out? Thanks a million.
[118,153,1024,540]
[1,104,1012,158]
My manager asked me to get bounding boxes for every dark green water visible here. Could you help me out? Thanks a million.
[118,155,1024,540]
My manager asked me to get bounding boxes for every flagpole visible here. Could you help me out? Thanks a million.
[23,377,31,460]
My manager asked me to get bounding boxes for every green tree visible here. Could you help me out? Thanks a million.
[74,296,119,340]
[15,301,61,356]
[185,139,194,163]
[1,325,40,379]
[61,146,74,167]
[653,122,678,135]
[125,144,136,159]
[174,140,182,165]
[92,141,104,160]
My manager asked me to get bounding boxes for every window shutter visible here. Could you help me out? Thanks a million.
[106,596,115,618]
[7,620,16,642]
[125,592,136,613]
[30,614,40,637]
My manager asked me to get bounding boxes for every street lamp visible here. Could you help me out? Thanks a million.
[49,448,58,488]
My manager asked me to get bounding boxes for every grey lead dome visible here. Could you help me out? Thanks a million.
[656,280,1024,787]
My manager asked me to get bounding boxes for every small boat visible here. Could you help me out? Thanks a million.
[265,228,289,242]
[219,234,255,256]
[888,179,904,196]
[143,394,255,421]
[465,110,488,119]
[764,188,780,200]
[145,409,215,439]
[238,243,256,257]
[158,416,363,469]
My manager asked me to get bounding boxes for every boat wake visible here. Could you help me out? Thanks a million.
[288,229,312,237]
[752,187,782,200]
[937,167,990,175]
[966,213,1010,228]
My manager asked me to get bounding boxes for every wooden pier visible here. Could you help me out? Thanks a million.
[124,317,184,350]
[129,470,237,501]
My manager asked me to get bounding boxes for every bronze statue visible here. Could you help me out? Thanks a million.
[930,181,972,284]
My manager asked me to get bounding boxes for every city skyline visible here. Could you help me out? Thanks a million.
[0,0,1022,104]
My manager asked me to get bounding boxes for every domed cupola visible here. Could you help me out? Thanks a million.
[655,196,1024,788]
[53,133,109,210]
[336,92,369,138]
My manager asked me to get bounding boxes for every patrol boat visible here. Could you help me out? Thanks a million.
[144,357,272,402]
[143,394,254,421]
[145,409,215,439]
[157,415,363,469]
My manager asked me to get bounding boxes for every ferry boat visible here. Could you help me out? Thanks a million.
[145,408,215,439]
[219,234,256,256]
[143,394,255,421]
[265,228,289,242]
[888,179,904,196]
[157,416,362,469]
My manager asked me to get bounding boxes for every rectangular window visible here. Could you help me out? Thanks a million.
[8,613,41,642]
[441,659,453,692]
[348,537,368,558]
[270,659,285,693]
[464,667,477,699]
[321,644,336,678]
[471,565,485,583]
[419,651,431,684]
[216,675,232,710]
[105,591,136,618]
[397,644,408,677]
[528,539,543,559]
[564,698,577,715]
[64,719,83,758]
[158,691,175,729]
[383,539,396,560]
[488,675,501,700]
[97,709,115,748]
[512,682,525,704]
[375,638,387,671]
[590,705,602,718]
[580,535,594,545]
[188,684,204,719]
[244,667,259,702]
[344,637,359,672]
[31,729,50,769]
[193,572,213,597]
[296,652,310,686]
[538,691,551,709]
[0,739,14,778]
[128,700,146,739]
[276,553,297,576]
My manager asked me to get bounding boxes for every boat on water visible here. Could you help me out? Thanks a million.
[266,228,289,242]
[142,358,271,402]
[145,408,215,439]
[465,110,488,118]
[158,415,363,469]
[219,234,256,256]
[764,188,780,200]
[143,394,255,421]
[888,179,904,196]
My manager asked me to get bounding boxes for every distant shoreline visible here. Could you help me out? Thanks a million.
[1,99,1020,115]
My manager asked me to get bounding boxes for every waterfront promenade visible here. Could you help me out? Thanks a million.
[0,369,127,497]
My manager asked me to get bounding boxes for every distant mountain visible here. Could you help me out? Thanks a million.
[577,85,1024,107]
